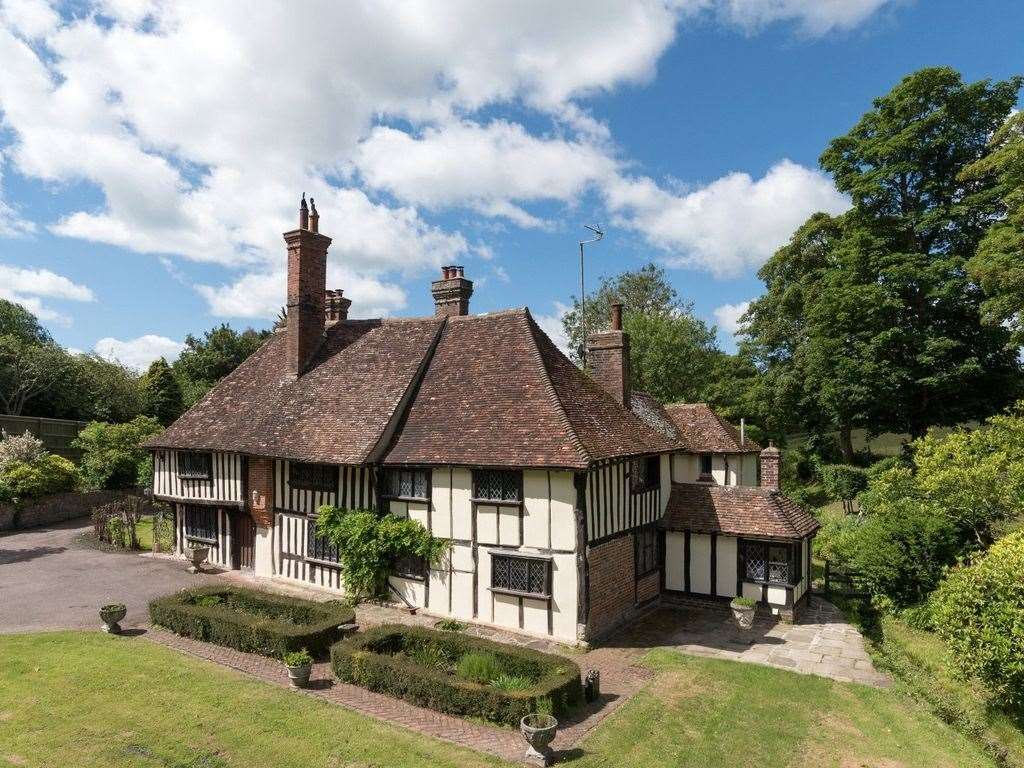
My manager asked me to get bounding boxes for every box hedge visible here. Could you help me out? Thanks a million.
[148,585,354,658]
[330,624,582,726]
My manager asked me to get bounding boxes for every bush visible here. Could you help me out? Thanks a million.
[0,430,45,473]
[0,454,79,501]
[148,585,354,659]
[73,416,162,491]
[457,651,504,684]
[283,649,313,667]
[819,463,868,512]
[933,530,1024,709]
[331,625,582,726]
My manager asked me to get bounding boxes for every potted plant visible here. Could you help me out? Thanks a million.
[283,649,313,689]
[520,696,558,766]
[185,544,209,574]
[99,603,127,634]
[730,596,757,630]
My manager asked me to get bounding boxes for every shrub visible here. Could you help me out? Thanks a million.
[435,618,466,632]
[73,416,162,491]
[490,674,533,691]
[933,530,1024,709]
[331,625,582,726]
[148,585,354,659]
[283,649,313,667]
[819,463,868,513]
[0,430,44,473]
[0,454,79,500]
[730,597,756,609]
[457,651,504,684]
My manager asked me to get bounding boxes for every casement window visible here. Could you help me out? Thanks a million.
[393,552,427,580]
[306,523,341,565]
[491,554,550,598]
[183,504,217,543]
[289,462,336,492]
[473,469,521,502]
[635,525,660,577]
[699,453,713,477]
[740,540,796,585]
[177,451,212,480]
[384,468,429,500]
[630,455,661,493]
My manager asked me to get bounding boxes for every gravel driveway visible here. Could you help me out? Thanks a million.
[0,518,223,633]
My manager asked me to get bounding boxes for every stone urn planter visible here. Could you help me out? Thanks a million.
[520,713,558,766]
[730,596,757,631]
[185,545,209,574]
[99,603,127,634]
[283,650,313,689]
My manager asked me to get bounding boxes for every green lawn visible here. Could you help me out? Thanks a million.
[0,632,999,768]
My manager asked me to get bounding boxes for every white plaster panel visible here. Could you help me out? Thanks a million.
[712,455,727,485]
[407,501,429,528]
[389,499,406,517]
[716,536,738,597]
[492,592,519,628]
[742,582,762,602]
[450,572,475,619]
[522,597,548,635]
[476,505,498,544]
[449,541,475,572]
[255,526,273,578]
[767,585,787,606]
[430,468,452,538]
[550,471,577,551]
[428,568,450,613]
[550,552,578,641]
[689,534,712,594]
[451,467,473,540]
[389,576,425,607]
[498,506,520,545]
[665,532,685,591]
[522,470,550,549]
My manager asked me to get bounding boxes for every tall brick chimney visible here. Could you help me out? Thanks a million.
[760,443,781,491]
[325,289,351,324]
[431,265,473,317]
[285,195,332,377]
[586,301,631,405]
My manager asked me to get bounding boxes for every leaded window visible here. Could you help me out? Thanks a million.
[491,554,550,597]
[740,540,794,585]
[306,524,341,564]
[183,505,217,542]
[635,525,659,577]
[699,453,713,476]
[385,468,429,499]
[393,553,427,580]
[630,456,660,493]
[473,469,521,502]
[178,451,212,480]
[289,462,336,492]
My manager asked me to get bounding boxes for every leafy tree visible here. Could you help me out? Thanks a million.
[819,464,868,514]
[54,354,143,423]
[141,357,183,425]
[72,415,163,490]
[961,112,1024,347]
[173,324,269,406]
[933,530,1024,709]
[701,350,767,436]
[0,300,52,346]
[0,336,71,416]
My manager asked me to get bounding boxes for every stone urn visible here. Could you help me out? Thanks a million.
[286,662,312,689]
[186,545,209,574]
[520,714,558,766]
[99,603,127,634]
[730,597,757,631]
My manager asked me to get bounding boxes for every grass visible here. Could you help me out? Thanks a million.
[1,632,1003,768]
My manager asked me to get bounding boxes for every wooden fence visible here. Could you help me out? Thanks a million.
[819,560,870,599]
[0,415,88,460]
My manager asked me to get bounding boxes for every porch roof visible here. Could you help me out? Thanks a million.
[661,482,819,540]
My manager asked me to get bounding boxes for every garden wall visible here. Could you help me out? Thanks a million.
[0,490,129,532]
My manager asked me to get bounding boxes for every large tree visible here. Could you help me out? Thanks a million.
[173,324,269,407]
[141,357,184,425]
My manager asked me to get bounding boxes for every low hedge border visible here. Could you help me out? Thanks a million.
[148,585,354,659]
[330,624,582,726]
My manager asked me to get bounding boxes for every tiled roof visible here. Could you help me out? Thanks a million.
[630,391,681,442]
[383,309,674,469]
[663,403,761,454]
[144,318,445,464]
[661,482,819,539]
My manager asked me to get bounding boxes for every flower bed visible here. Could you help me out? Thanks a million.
[149,585,354,658]
[330,624,582,726]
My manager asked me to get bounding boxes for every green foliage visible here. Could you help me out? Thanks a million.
[315,506,449,600]
[173,324,269,407]
[730,597,756,609]
[283,649,313,668]
[533,695,555,717]
[0,299,53,346]
[140,357,183,426]
[58,354,143,423]
[456,651,503,684]
[490,674,533,691]
[72,416,162,490]
[814,513,862,567]
[0,335,72,416]
[149,585,354,659]
[934,531,1024,710]
[819,464,868,512]
[434,618,466,632]
[0,430,45,472]
[331,625,582,726]
[0,454,79,501]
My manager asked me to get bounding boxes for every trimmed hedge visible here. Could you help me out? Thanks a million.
[330,624,582,726]
[149,585,354,658]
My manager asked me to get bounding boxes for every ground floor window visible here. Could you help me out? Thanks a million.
[183,505,217,543]
[635,525,659,577]
[393,553,427,580]
[491,554,550,598]
[306,523,341,564]
[740,539,796,585]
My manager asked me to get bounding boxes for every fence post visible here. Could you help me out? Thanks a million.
[824,560,831,597]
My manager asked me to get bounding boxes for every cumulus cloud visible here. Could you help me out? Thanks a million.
[533,301,573,357]
[94,334,186,371]
[714,0,897,35]
[0,263,95,325]
[713,300,751,338]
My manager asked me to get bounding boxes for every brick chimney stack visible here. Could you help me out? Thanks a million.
[431,265,473,317]
[285,195,331,377]
[325,289,351,324]
[586,301,631,405]
[760,443,781,491]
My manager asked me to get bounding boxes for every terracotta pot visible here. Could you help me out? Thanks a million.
[520,713,558,766]
[100,603,127,634]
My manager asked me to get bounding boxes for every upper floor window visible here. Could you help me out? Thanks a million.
[473,469,521,502]
[384,468,429,500]
[699,453,713,477]
[289,462,336,492]
[183,504,217,542]
[630,456,661,493]
[178,451,212,480]
[491,554,550,598]
[635,525,659,577]
[740,540,795,585]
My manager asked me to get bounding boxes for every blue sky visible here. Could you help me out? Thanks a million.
[0,0,1021,369]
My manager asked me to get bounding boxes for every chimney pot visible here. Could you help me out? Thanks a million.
[309,197,319,233]
[432,267,473,317]
[299,194,309,230]
[610,302,623,331]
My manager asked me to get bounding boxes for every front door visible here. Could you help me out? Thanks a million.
[231,511,255,570]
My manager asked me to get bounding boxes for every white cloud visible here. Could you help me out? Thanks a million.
[713,300,751,337]
[715,0,896,35]
[0,263,95,325]
[94,334,185,371]
[533,301,573,357]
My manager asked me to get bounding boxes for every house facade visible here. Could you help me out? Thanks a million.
[146,198,816,643]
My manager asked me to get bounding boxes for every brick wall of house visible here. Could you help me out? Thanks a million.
[586,533,636,636]
[247,457,274,528]
[636,569,660,605]
[585,330,631,405]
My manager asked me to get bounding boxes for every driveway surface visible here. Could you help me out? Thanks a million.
[0,519,221,633]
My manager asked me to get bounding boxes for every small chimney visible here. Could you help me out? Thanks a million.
[285,195,332,377]
[325,289,351,324]
[760,442,781,491]
[431,265,473,317]
[586,301,631,405]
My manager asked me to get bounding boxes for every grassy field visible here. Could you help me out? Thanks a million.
[0,632,999,768]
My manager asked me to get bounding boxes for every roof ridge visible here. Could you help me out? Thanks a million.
[522,308,592,467]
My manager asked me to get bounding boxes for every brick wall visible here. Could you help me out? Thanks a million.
[0,490,129,531]
[636,570,660,605]
[247,457,274,528]
[760,447,780,490]
[585,330,630,405]
[586,533,636,636]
